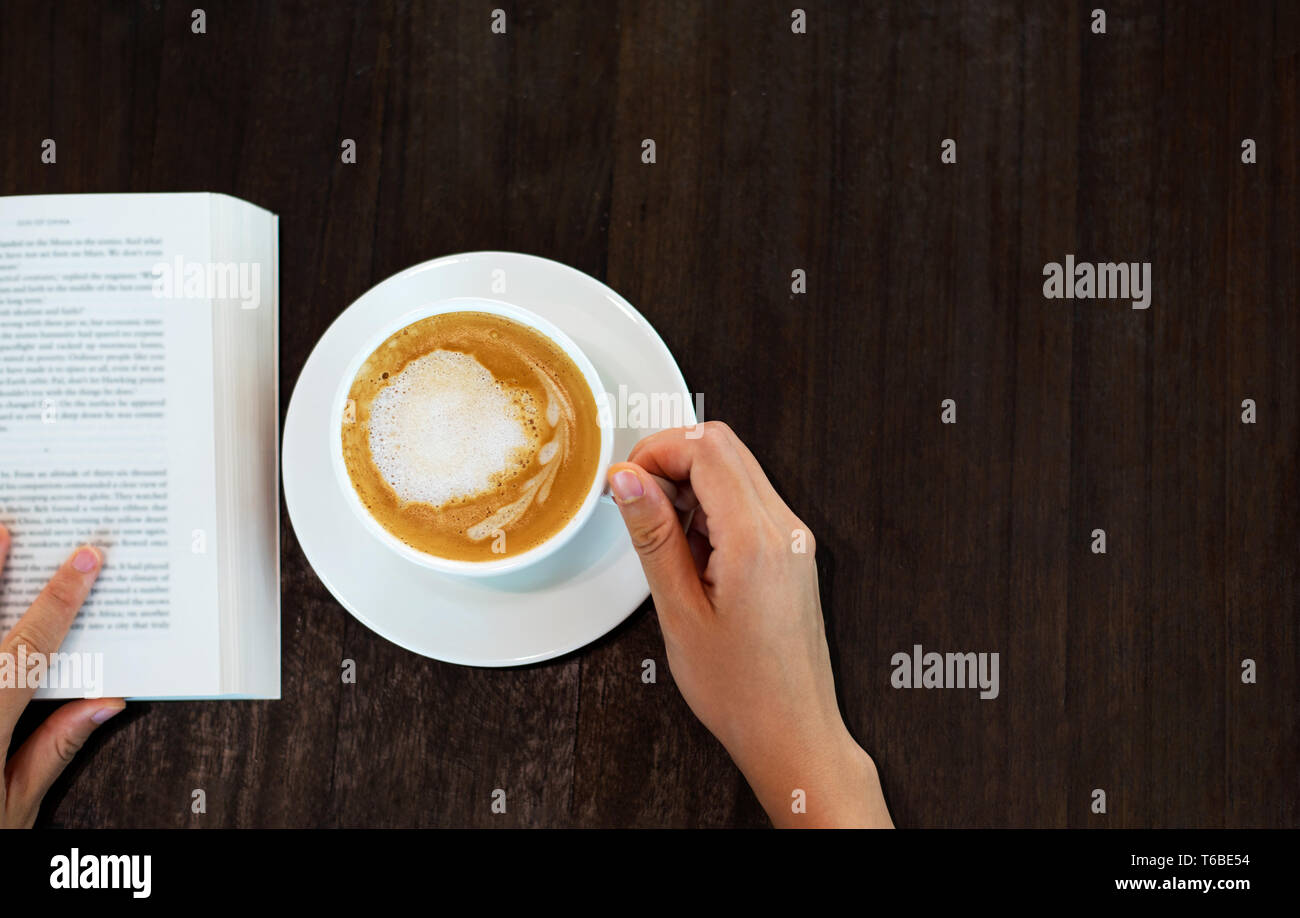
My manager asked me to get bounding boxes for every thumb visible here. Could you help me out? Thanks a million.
[608,462,708,617]
[4,698,125,827]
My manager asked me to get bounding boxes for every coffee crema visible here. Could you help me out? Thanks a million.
[341,311,601,562]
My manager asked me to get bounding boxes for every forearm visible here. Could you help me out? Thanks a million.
[734,727,894,828]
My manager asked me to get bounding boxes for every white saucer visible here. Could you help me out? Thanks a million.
[282,252,694,666]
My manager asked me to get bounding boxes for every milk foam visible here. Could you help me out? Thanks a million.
[367,350,539,507]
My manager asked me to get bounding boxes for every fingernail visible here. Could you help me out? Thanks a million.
[90,702,125,724]
[72,546,101,573]
[610,469,644,503]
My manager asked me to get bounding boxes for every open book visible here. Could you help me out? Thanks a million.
[0,193,279,699]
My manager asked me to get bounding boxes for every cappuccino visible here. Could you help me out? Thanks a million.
[341,312,601,562]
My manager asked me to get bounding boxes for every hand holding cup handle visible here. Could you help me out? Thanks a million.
[604,422,894,829]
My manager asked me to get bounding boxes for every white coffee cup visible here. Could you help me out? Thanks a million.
[330,296,615,577]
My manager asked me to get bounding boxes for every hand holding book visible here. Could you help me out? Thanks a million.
[0,193,280,699]
[0,524,125,828]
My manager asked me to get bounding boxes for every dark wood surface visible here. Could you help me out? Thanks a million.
[1,0,1295,828]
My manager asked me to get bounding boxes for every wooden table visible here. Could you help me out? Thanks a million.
[2,0,1295,828]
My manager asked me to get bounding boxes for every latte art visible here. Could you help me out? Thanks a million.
[463,366,572,541]
[340,312,601,562]
[366,350,541,510]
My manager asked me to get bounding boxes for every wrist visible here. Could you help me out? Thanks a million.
[735,724,891,828]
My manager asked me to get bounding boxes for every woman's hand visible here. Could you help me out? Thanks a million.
[608,422,892,828]
[0,524,125,828]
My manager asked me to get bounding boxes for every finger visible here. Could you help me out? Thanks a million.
[666,479,700,514]
[646,473,680,506]
[608,462,710,619]
[686,529,712,578]
[3,698,124,827]
[688,423,805,540]
[0,545,103,726]
[611,472,686,511]
[689,504,711,539]
[640,474,699,514]
[625,424,766,549]
[0,524,9,580]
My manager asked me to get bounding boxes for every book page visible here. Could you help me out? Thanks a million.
[209,195,281,699]
[0,194,222,698]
